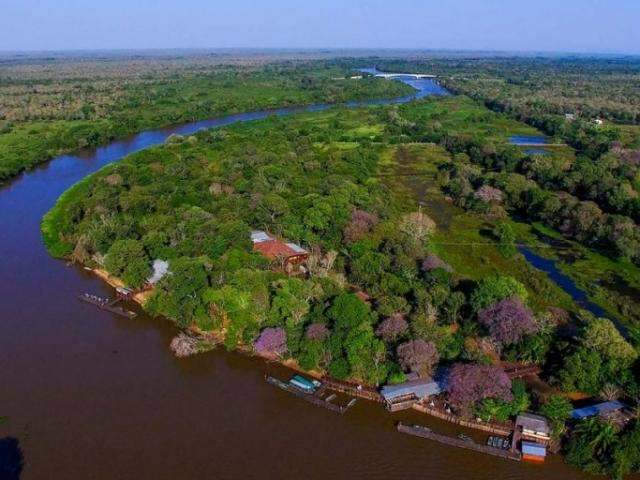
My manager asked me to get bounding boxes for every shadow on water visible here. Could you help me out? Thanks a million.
[0,438,24,480]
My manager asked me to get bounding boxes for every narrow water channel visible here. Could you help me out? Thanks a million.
[0,73,589,480]
[518,247,607,318]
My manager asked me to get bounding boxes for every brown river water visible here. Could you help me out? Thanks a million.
[0,80,595,479]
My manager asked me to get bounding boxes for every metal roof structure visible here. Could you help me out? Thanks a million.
[251,230,308,261]
[516,413,550,435]
[147,259,169,285]
[286,242,307,254]
[571,400,625,420]
[251,230,273,243]
[381,376,444,402]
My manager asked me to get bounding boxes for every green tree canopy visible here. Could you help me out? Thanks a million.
[104,239,151,288]
[470,275,528,312]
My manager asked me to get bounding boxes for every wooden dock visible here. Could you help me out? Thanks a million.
[78,293,137,319]
[320,377,383,403]
[412,402,513,436]
[397,423,522,462]
[266,376,357,414]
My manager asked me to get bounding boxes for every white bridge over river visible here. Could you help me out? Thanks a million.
[373,72,436,79]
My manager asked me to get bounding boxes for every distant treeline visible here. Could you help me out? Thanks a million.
[0,60,413,182]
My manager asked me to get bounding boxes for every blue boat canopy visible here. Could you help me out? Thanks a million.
[290,375,316,391]
[571,400,625,420]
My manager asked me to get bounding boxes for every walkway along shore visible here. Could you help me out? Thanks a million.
[412,402,513,436]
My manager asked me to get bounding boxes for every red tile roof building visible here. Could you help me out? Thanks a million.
[251,230,309,269]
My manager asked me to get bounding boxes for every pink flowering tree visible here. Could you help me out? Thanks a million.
[396,339,439,377]
[478,297,538,345]
[376,313,409,342]
[254,327,287,357]
[447,363,513,413]
[343,209,379,243]
[474,185,503,204]
[305,323,330,342]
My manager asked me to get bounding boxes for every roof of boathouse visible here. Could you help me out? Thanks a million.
[381,375,445,402]
[516,413,550,435]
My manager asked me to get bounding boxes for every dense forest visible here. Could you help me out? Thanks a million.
[368,56,640,125]
[0,56,413,181]
[43,78,640,479]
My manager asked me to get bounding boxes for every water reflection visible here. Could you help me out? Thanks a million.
[509,135,548,145]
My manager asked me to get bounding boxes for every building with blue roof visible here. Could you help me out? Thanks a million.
[570,400,625,420]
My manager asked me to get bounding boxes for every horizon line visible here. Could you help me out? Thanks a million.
[1,46,639,58]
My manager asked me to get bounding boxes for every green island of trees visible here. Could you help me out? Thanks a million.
[39,56,640,478]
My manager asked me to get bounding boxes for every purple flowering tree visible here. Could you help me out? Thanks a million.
[421,253,453,272]
[447,363,513,412]
[305,323,330,342]
[396,339,439,377]
[343,209,379,243]
[478,297,538,345]
[474,185,503,204]
[254,327,287,357]
[376,313,409,342]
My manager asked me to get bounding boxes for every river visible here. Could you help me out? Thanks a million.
[0,74,589,480]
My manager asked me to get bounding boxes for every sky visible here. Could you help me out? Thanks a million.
[2,0,639,54]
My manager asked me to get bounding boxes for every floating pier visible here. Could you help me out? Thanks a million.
[78,293,137,319]
[266,375,357,414]
[397,423,522,462]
